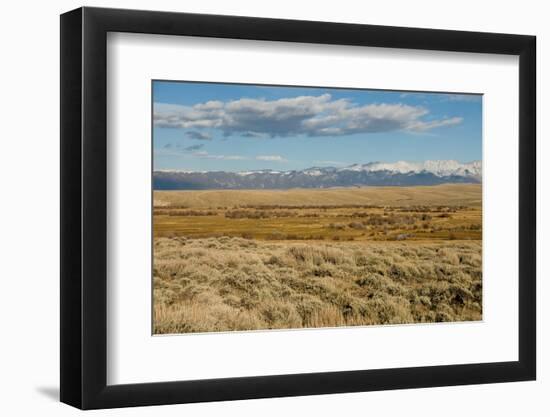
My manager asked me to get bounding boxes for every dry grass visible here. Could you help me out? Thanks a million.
[154,184,482,209]
[153,185,482,243]
[153,237,482,334]
[154,204,481,242]
[153,185,482,334]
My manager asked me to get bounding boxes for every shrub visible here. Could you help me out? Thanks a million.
[153,234,482,333]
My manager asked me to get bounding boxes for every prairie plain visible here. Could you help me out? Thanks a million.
[153,184,482,334]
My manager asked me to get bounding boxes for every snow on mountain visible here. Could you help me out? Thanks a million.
[303,168,324,176]
[339,160,481,180]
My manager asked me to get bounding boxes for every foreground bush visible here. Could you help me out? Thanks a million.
[153,237,482,334]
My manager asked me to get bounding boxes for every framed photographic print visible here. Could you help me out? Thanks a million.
[60,7,536,409]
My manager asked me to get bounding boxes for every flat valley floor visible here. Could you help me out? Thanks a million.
[153,184,482,334]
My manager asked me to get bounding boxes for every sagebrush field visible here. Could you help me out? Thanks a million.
[153,184,482,334]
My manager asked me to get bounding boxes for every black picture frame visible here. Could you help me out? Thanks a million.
[60,6,536,410]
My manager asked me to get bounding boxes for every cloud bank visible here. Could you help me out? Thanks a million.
[154,94,462,138]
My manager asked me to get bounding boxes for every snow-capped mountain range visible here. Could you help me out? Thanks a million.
[336,160,481,178]
[154,160,481,190]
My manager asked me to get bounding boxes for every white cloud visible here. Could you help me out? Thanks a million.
[256,155,288,162]
[156,144,246,161]
[406,116,463,132]
[154,94,462,138]
[192,151,245,160]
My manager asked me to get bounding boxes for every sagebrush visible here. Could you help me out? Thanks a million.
[153,237,481,333]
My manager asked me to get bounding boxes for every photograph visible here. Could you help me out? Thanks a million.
[152,81,483,334]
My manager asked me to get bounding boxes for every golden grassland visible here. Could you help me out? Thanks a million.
[154,183,482,208]
[153,184,482,334]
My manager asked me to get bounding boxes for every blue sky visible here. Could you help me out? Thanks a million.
[153,81,482,172]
